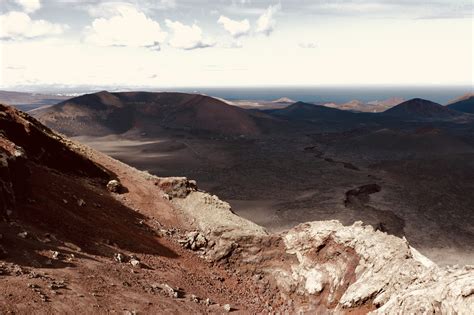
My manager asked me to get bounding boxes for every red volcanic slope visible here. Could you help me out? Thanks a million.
[32,91,267,136]
[0,104,269,313]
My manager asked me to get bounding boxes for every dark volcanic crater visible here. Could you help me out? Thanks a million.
[31,92,474,265]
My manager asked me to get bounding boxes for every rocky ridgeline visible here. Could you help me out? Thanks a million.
[163,177,474,313]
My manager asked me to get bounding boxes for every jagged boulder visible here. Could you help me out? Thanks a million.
[179,231,208,251]
[154,177,197,198]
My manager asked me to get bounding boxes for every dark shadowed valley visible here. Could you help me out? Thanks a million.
[32,91,474,266]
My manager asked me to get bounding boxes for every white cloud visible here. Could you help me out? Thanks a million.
[85,5,167,48]
[299,42,318,49]
[2,16,473,88]
[87,2,132,18]
[256,4,281,36]
[228,41,243,49]
[83,0,176,16]
[14,0,41,13]
[1,1,472,88]
[159,0,176,9]
[0,11,66,39]
[218,15,251,38]
[165,19,214,50]
[0,38,166,87]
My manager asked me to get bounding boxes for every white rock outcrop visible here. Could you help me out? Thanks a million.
[281,221,474,313]
[166,178,474,313]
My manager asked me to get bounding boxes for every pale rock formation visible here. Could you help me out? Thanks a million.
[374,266,474,314]
[154,177,197,198]
[166,180,474,313]
[179,231,208,251]
[171,190,267,262]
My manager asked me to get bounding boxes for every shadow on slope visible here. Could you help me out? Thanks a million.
[0,104,178,269]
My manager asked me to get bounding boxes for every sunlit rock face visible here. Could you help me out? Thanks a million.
[170,182,474,313]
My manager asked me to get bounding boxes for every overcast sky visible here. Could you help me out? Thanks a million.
[0,0,472,88]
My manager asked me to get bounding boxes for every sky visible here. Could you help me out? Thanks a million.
[0,0,472,89]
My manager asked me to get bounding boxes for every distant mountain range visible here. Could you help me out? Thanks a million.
[264,97,471,123]
[16,91,474,137]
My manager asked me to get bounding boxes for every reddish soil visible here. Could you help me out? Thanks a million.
[0,104,271,314]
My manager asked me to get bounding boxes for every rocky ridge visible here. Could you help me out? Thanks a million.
[158,175,474,313]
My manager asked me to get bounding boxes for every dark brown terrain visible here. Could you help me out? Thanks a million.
[31,91,474,266]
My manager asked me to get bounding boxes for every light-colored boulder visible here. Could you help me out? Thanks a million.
[106,179,122,193]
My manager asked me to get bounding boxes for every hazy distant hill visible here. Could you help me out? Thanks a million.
[447,93,474,104]
[264,101,360,121]
[271,97,296,104]
[32,91,279,136]
[0,90,68,111]
[324,97,404,113]
[447,94,474,114]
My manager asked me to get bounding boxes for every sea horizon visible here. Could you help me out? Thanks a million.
[2,84,473,104]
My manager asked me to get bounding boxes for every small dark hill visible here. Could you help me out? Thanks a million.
[382,98,462,119]
[447,94,474,114]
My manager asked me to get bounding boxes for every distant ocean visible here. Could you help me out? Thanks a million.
[171,86,473,104]
[16,85,473,105]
